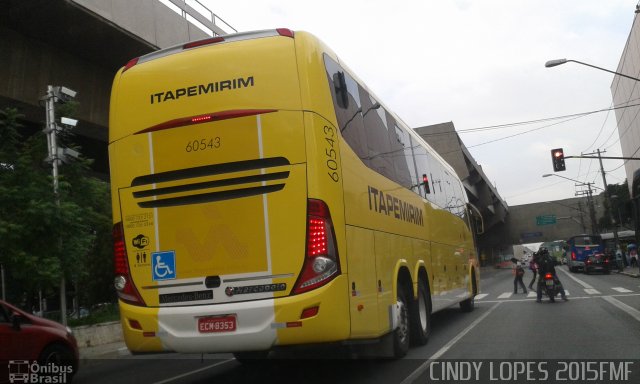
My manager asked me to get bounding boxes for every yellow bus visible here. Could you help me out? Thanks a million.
[109,28,480,360]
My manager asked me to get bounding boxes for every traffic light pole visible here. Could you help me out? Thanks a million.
[594,149,620,256]
[44,85,67,325]
[552,150,639,257]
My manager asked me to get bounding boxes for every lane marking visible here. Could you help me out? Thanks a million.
[585,288,601,295]
[557,268,594,289]
[474,293,489,300]
[400,302,502,384]
[526,292,536,298]
[152,359,235,384]
[602,296,640,323]
[612,287,633,293]
[497,292,512,299]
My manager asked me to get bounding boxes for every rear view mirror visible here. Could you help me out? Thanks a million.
[333,71,349,109]
[467,203,484,235]
[10,313,23,331]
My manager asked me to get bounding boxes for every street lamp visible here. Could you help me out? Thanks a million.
[545,58,640,82]
[544,58,635,264]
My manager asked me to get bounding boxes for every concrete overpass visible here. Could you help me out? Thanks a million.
[0,0,233,174]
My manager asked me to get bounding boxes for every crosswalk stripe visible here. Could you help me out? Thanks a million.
[474,287,639,301]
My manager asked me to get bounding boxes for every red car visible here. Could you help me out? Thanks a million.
[0,300,79,383]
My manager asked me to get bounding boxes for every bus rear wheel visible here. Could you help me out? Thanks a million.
[460,270,477,313]
[393,283,410,358]
[410,281,431,346]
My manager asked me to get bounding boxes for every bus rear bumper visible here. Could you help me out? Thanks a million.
[119,277,350,354]
[120,299,278,354]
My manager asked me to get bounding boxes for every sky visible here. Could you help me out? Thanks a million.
[196,0,638,206]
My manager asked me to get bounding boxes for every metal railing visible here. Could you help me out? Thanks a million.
[160,0,237,36]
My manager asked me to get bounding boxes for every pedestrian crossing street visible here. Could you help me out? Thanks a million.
[476,286,637,301]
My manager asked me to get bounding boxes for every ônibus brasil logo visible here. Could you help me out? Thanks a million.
[7,360,73,383]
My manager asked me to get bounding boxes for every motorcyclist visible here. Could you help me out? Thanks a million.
[535,247,568,303]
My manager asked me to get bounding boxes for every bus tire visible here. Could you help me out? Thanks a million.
[393,283,410,358]
[460,270,477,313]
[410,281,431,346]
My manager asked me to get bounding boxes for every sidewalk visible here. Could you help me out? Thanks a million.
[617,265,640,278]
[79,340,129,362]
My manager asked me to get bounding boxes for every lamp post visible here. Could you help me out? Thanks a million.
[42,85,78,325]
[545,58,640,82]
[542,174,600,234]
[544,58,640,264]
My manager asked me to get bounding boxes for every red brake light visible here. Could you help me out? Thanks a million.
[183,36,225,49]
[544,273,553,280]
[571,252,576,260]
[276,28,294,38]
[122,57,139,73]
[293,199,341,294]
[135,109,277,135]
[113,222,146,306]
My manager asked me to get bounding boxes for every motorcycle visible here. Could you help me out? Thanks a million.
[542,272,561,302]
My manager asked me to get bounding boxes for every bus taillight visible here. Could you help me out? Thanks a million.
[183,36,225,49]
[122,57,139,73]
[293,199,340,294]
[276,28,295,38]
[113,222,146,306]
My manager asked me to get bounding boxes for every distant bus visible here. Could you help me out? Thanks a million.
[566,234,604,272]
[109,28,481,359]
[539,240,567,265]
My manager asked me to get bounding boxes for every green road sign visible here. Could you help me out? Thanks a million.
[536,215,556,226]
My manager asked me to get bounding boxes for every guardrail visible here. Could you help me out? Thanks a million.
[161,0,237,36]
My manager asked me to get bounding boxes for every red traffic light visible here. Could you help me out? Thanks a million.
[422,174,431,194]
[550,148,566,172]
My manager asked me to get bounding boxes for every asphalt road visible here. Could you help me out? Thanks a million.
[73,267,640,384]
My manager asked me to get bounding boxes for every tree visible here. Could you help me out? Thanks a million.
[598,181,633,231]
[0,107,113,313]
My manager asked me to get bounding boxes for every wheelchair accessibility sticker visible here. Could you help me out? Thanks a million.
[152,251,176,281]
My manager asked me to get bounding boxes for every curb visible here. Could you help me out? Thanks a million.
[79,341,129,364]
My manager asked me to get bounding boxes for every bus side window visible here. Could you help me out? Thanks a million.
[333,71,349,109]
[388,121,417,191]
[324,54,369,166]
[360,89,396,182]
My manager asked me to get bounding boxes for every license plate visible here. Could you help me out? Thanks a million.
[198,315,236,333]
[545,280,554,287]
